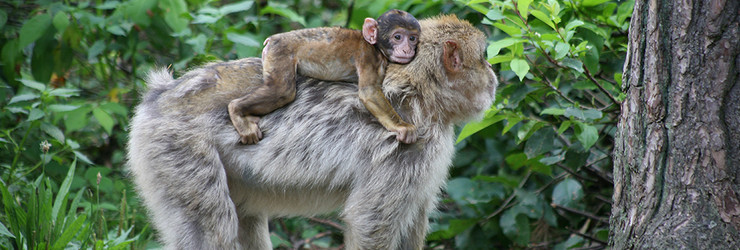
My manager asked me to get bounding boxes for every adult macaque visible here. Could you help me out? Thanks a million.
[228,9,421,145]
[128,15,497,249]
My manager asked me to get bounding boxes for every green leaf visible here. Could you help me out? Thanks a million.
[561,58,584,73]
[9,93,40,104]
[186,34,208,54]
[65,107,90,132]
[48,104,81,112]
[489,54,514,65]
[456,109,502,143]
[0,221,13,238]
[552,178,583,208]
[0,9,7,30]
[51,214,86,249]
[53,12,70,32]
[581,0,610,7]
[502,116,523,135]
[96,1,120,9]
[19,79,46,92]
[540,154,564,165]
[510,58,530,81]
[565,19,585,31]
[557,120,571,135]
[487,38,526,57]
[553,42,569,60]
[41,123,65,143]
[19,13,52,50]
[261,5,306,27]
[220,1,254,15]
[574,121,598,149]
[48,88,80,97]
[530,10,555,30]
[524,129,555,158]
[505,152,528,170]
[92,107,114,134]
[106,25,127,36]
[52,160,76,222]
[100,102,128,116]
[492,22,522,37]
[73,150,94,165]
[516,0,532,18]
[564,107,602,120]
[226,32,261,47]
[28,108,45,121]
[485,9,505,21]
[540,107,565,116]
[87,40,106,62]
[446,178,475,202]
[500,208,531,245]
[160,0,189,33]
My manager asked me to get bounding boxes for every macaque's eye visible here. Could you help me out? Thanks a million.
[394,34,402,40]
[409,36,416,42]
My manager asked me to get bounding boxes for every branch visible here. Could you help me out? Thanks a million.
[485,171,532,221]
[566,227,608,246]
[309,217,344,231]
[551,203,608,224]
[583,65,621,105]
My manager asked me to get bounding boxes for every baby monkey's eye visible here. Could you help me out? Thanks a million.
[394,34,402,40]
[409,36,416,42]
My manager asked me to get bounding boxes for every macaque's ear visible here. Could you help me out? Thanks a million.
[363,18,379,44]
[443,40,462,73]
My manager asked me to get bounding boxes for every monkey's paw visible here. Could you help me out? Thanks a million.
[234,116,262,144]
[395,124,417,144]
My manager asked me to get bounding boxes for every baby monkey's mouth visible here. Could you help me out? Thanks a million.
[391,55,414,64]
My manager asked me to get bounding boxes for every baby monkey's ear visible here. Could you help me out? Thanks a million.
[363,18,379,44]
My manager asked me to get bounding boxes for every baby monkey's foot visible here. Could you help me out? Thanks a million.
[233,115,263,144]
[393,123,417,144]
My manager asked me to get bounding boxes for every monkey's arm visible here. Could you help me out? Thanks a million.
[356,53,417,144]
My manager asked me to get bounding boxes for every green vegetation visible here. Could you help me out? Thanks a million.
[0,0,630,248]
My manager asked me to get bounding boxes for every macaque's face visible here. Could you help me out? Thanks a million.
[385,27,419,64]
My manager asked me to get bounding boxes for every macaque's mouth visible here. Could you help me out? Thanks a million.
[391,56,414,64]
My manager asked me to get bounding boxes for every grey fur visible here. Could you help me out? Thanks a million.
[128,16,497,249]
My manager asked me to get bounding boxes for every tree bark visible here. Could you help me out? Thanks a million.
[611,0,740,248]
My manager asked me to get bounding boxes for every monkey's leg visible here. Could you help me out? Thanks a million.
[342,182,428,249]
[228,40,297,144]
[134,138,242,249]
[237,214,271,249]
[357,63,418,144]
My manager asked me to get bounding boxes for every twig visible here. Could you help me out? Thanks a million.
[309,217,344,231]
[485,171,532,221]
[566,227,608,246]
[583,66,621,105]
[292,231,333,250]
[551,203,608,224]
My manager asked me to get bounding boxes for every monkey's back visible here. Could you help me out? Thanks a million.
[266,27,377,82]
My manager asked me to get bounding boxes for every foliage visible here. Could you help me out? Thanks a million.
[0,0,630,248]
[438,0,631,248]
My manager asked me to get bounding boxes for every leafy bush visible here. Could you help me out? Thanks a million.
[0,0,630,248]
[434,0,631,248]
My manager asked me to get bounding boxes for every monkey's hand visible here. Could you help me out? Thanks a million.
[394,123,417,144]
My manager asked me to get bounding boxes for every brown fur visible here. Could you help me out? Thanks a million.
[228,10,420,145]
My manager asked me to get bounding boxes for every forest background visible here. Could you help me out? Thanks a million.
[0,0,632,248]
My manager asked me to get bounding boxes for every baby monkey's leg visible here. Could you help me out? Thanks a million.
[228,38,297,144]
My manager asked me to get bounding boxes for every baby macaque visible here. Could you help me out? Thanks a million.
[228,9,421,144]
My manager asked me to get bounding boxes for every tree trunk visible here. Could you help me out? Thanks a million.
[611,0,740,248]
